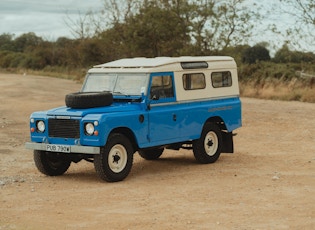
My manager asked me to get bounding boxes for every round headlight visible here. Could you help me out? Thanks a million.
[85,123,95,135]
[37,120,45,133]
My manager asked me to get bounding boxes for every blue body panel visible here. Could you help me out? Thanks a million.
[144,96,241,147]
[29,97,241,149]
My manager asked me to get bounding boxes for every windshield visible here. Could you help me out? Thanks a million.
[82,73,149,96]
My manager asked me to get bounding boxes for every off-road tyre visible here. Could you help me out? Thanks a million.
[138,148,164,160]
[94,133,134,182]
[192,123,222,164]
[34,150,71,176]
[65,92,113,109]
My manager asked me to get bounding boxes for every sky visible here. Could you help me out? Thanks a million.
[0,0,103,40]
[0,0,312,53]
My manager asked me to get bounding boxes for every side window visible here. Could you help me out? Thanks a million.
[211,71,232,88]
[150,75,174,100]
[182,73,206,90]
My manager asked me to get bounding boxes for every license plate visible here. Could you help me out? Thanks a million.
[46,144,70,153]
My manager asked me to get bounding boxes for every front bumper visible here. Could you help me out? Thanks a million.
[25,142,100,154]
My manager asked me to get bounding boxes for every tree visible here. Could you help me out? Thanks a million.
[279,0,315,50]
[64,10,95,39]
[121,1,191,56]
[279,0,315,26]
[193,0,258,53]
[14,32,43,52]
[100,0,139,25]
[64,0,140,39]
[274,44,315,63]
[79,38,107,66]
[95,0,258,56]
[242,45,271,64]
[0,33,15,51]
[220,45,250,64]
[96,0,193,57]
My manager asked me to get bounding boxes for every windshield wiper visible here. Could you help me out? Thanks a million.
[113,91,123,95]
[113,91,134,97]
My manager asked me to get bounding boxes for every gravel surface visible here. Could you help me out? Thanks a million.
[0,73,314,229]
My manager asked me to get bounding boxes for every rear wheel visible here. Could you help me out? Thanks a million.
[138,148,164,160]
[193,123,222,164]
[94,133,134,182]
[34,150,71,176]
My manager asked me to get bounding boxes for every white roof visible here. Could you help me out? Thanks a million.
[94,56,234,69]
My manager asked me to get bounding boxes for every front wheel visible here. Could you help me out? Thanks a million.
[33,150,71,176]
[193,123,222,164]
[94,133,134,182]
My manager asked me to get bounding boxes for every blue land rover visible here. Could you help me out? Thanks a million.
[26,56,242,182]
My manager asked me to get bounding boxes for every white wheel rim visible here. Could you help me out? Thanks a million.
[108,144,128,173]
[204,131,218,156]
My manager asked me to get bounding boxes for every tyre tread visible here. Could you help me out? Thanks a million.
[65,92,113,109]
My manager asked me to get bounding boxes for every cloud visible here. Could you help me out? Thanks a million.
[0,0,98,14]
[0,0,102,39]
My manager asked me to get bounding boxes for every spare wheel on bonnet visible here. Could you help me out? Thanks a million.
[65,92,113,109]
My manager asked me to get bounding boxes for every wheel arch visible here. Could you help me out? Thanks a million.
[108,127,138,152]
[204,116,234,153]
[205,116,227,131]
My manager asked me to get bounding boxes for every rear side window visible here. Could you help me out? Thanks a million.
[211,71,232,88]
[182,73,206,90]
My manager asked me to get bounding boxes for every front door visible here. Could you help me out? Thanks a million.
[148,72,179,145]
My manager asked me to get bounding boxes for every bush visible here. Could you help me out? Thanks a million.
[238,62,315,102]
[0,51,26,68]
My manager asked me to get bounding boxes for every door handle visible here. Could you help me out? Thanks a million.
[173,114,177,121]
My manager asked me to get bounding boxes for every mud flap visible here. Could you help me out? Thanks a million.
[221,131,234,153]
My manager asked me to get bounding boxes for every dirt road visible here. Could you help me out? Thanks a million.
[0,73,314,229]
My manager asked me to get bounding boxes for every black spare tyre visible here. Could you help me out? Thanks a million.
[65,92,113,109]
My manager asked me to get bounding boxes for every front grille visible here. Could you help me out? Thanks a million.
[48,119,80,138]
